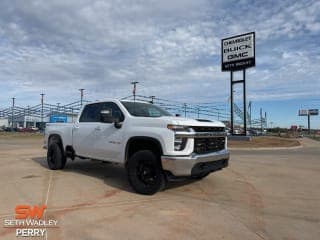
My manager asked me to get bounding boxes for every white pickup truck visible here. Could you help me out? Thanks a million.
[44,99,229,194]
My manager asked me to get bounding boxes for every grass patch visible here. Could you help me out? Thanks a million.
[0,132,43,139]
[228,136,300,148]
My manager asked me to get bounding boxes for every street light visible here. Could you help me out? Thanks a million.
[149,96,155,104]
[40,93,45,130]
[79,89,85,107]
[131,81,139,101]
[11,97,15,132]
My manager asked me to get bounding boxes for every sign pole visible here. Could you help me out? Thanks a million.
[308,113,310,135]
[230,71,234,135]
[299,109,318,135]
[243,69,247,135]
[222,32,255,137]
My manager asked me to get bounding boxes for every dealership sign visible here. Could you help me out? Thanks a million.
[309,109,319,116]
[221,32,255,71]
[298,109,309,116]
[298,109,319,116]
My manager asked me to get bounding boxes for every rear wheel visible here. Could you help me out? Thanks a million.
[127,150,166,195]
[47,142,66,170]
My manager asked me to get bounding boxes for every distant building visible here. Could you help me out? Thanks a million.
[0,118,9,128]
[3,111,77,129]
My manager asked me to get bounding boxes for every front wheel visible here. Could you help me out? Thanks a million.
[127,150,166,195]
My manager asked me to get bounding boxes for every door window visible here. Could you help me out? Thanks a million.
[79,102,124,123]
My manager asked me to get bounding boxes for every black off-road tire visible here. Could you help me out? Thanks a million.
[127,150,166,195]
[47,142,66,170]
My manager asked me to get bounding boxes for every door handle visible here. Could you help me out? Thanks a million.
[94,126,101,131]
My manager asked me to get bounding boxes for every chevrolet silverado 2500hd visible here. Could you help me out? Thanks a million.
[44,99,229,194]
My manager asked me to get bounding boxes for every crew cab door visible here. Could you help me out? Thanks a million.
[73,102,125,162]
[93,102,125,162]
[73,103,103,158]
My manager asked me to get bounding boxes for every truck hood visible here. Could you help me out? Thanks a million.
[160,116,225,127]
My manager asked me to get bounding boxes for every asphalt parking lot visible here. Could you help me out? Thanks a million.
[0,136,319,240]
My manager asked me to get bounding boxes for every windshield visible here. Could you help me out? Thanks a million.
[121,101,172,117]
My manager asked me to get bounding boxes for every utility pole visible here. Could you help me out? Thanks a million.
[11,97,15,132]
[248,101,252,130]
[150,96,155,104]
[27,105,30,127]
[184,103,187,117]
[308,112,311,135]
[260,108,263,132]
[265,112,267,129]
[79,89,85,107]
[40,93,45,130]
[131,81,139,101]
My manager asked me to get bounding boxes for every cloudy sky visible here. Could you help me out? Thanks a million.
[0,0,319,127]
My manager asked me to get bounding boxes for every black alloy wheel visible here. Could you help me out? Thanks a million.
[127,150,166,195]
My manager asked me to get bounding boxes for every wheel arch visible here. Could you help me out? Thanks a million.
[125,136,163,165]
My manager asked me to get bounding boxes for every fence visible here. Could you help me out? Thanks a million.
[0,95,266,130]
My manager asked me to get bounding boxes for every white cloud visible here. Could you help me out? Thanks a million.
[0,0,319,107]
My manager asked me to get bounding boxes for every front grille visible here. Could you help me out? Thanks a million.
[192,126,225,132]
[194,137,225,154]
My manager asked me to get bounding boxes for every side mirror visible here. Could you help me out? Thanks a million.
[100,109,112,123]
[114,118,122,129]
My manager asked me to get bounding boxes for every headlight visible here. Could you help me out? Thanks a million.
[167,125,190,151]
[174,137,187,151]
[167,124,190,132]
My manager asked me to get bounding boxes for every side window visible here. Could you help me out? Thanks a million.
[79,103,101,122]
[100,102,125,123]
[148,107,161,117]
[79,102,124,123]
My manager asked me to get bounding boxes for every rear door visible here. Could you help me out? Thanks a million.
[73,103,102,158]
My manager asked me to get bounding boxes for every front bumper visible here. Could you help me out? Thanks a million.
[161,149,229,176]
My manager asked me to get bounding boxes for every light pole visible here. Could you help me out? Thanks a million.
[131,81,139,101]
[40,93,45,130]
[248,101,252,130]
[150,96,155,104]
[79,89,85,107]
[260,108,263,132]
[11,97,15,132]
